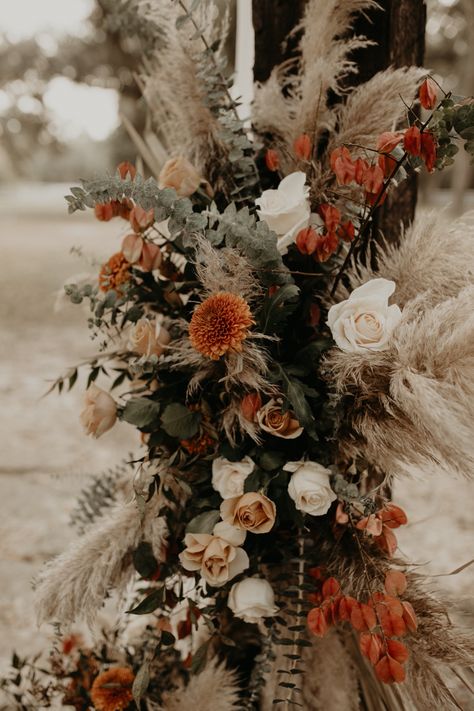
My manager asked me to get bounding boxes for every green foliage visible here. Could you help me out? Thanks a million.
[431,97,474,167]
[160,403,201,439]
[186,509,220,534]
[122,398,161,427]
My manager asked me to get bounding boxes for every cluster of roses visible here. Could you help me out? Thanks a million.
[307,567,417,684]
[180,457,336,593]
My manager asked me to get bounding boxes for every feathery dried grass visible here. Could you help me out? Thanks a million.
[330,66,427,152]
[35,493,167,628]
[253,0,377,174]
[136,0,229,176]
[326,210,474,480]
[159,659,240,710]
[325,286,474,479]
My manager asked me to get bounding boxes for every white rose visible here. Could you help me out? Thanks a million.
[285,460,336,516]
[327,278,402,353]
[228,577,279,623]
[212,456,255,499]
[79,384,117,438]
[128,318,170,357]
[256,171,311,255]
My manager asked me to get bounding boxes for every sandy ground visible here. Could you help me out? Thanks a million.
[0,185,472,689]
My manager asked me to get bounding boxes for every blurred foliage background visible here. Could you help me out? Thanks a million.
[0,0,472,204]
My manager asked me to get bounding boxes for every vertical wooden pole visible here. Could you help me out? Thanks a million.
[252,0,306,83]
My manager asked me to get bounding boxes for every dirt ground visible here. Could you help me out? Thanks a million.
[0,185,472,684]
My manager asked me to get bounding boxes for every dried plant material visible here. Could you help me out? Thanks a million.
[330,67,427,153]
[160,659,240,710]
[35,495,167,628]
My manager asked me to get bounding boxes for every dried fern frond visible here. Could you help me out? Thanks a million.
[35,493,167,628]
[329,66,427,153]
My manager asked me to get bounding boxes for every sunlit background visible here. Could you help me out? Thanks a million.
[0,0,472,682]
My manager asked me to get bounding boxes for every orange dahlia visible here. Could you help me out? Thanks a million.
[99,252,131,293]
[90,667,134,711]
[189,292,254,360]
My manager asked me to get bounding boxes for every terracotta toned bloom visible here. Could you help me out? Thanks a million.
[99,252,131,293]
[189,292,254,360]
[90,667,134,711]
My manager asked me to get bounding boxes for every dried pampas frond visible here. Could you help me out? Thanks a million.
[253,0,377,172]
[325,286,474,479]
[136,0,229,176]
[35,494,167,628]
[325,210,474,480]
[339,210,474,307]
[160,659,240,710]
[329,66,427,152]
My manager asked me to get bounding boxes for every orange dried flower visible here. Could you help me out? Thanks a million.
[99,252,131,293]
[180,431,215,455]
[294,133,312,160]
[189,292,254,360]
[265,148,280,172]
[90,667,134,711]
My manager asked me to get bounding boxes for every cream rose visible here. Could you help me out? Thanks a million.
[256,398,303,439]
[327,278,402,353]
[128,318,170,357]
[255,171,311,255]
[179,528,249,588]
[158,156,202,197]
[220,492,276,534]
[212,456,255,499]
[228,577,279,623]
[285,460,337,516]
[79,384,117,438]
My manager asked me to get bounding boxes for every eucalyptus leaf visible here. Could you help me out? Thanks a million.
[161,403,201,439]
[122,398,161,427]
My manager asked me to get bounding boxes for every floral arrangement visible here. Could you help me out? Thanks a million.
[5,1,472,710]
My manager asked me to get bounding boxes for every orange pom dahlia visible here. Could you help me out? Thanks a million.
[99,252,131,293]
[189,291,254,360]
[90,667,134,711]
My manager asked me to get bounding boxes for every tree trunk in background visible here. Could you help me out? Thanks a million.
[349,1,427,244]
[252,0,426,244]
[252,0,306,83]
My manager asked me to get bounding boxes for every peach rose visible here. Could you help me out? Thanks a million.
[128,318,170,357]
[179,527,248,588]
[257,398,303,439]
[158,156,202,197]
[80,384,117,438]
[220,492,276,534]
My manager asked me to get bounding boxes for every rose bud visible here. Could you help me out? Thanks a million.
[80,384,117,438]
[228,577,278,623]
[257,397,303,439]
[159,156,203,197]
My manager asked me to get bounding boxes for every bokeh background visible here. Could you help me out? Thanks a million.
[0,0,472,675]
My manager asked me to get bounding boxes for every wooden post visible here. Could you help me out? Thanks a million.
[252,0,306,83]
[350,1,427,243]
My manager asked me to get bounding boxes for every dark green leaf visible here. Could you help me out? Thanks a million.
[161,403,201,439]
[186,510,220,534]
[127,588,164,615]
[122,398,161,427]
[132,542,159,579]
